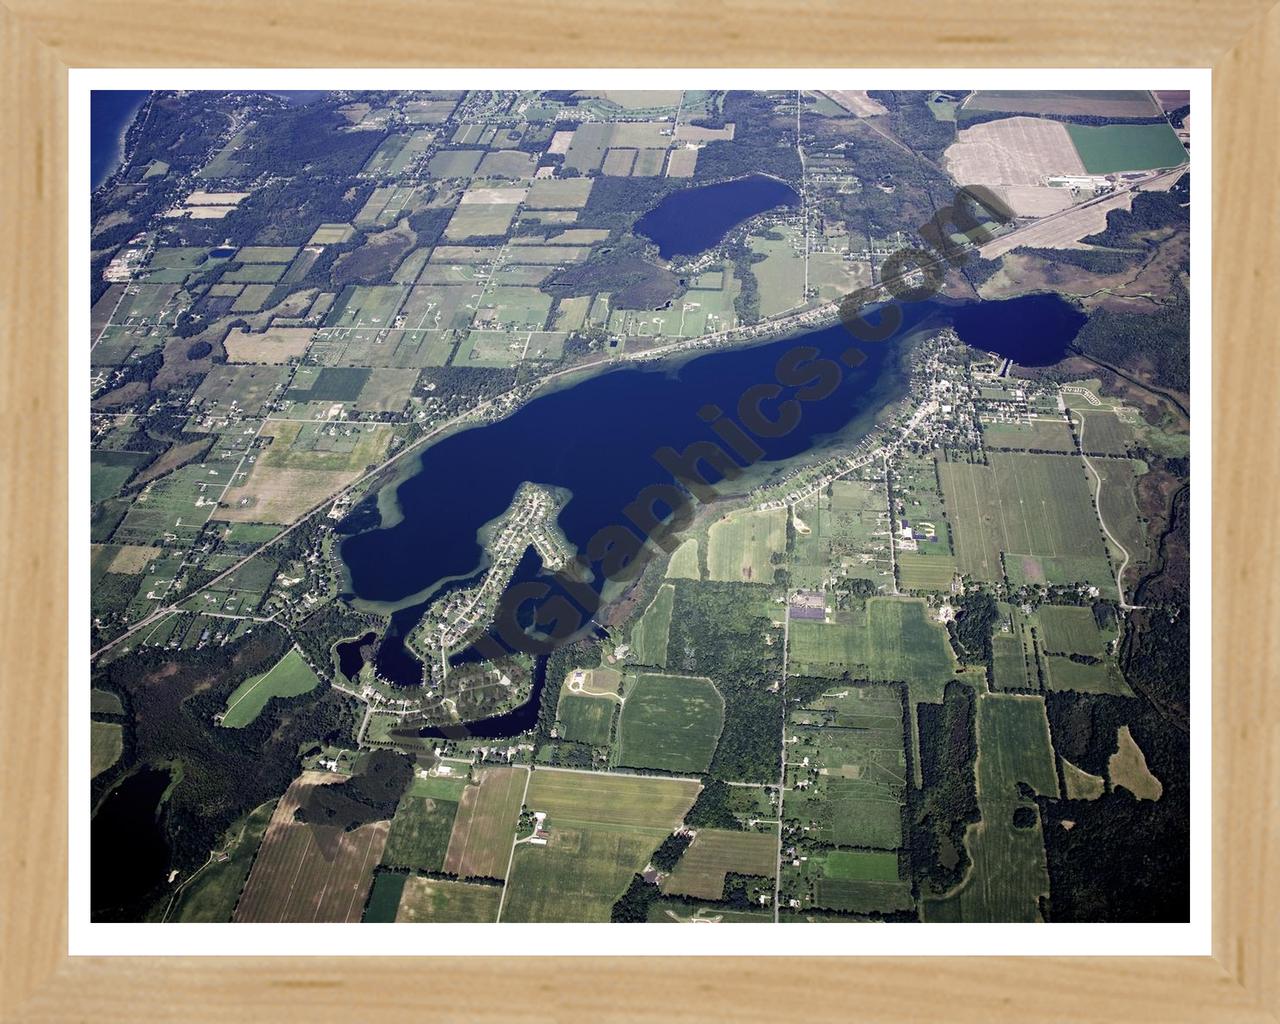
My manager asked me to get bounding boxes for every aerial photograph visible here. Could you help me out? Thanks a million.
[87,86,1192,927]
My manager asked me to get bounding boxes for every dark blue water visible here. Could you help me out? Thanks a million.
[636,174,801,259]
[342,319,906,610]
[91,90,148,191]
[91,766,172,921]
[950,292,1086,366]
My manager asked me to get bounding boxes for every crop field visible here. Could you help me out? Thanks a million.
[445,202,520,240]
[524,769,700,830]
[1095,458,1151,570]
[1036,605,1110,657]
[615,674,724,774]
[939,453,1111,588]
[234,772,389,922]
[1066,123,1188,174]
[630,583,674,667]
[1071,406,1135,456]
[396,877,502,922]
[223,326,315,364]
[750,229,806,317]
[441,765,527,880]
[1042,655,1133,696]
[962,90,1161,118]
[980,416,1076,451]
[91,721,123,777]
[381,793,460,872]
[220,649,321,728]
[556,692,615,746]
[91,450,152,503]
[945,116,1085,187]
[193,364,290,415]
[661,829,777,901]
[427,150,484,178]
[896,552,957,591]
[502,824,660,922]
[707,507,787,584]
[787,597,956,701]
[308,223,355,245]
[504,770,700,922]
[923,694,1057,922]
[665,148,698,177]
[525,177,593,209]
[1108,726,1163,800]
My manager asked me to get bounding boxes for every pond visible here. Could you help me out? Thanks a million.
[635,173,801,260]
[91,765,172,921]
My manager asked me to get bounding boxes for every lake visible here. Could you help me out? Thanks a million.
[91,90,148,192]
[91,766,172,921]
[635,174,801,259]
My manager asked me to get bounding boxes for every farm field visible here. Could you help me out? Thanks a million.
[91,721,123,777]
[233,772,389,923]
[629,583,674,667]
[938,453,1113,592]
[896,552,957,591]
[787,597,957,703]
[615,674,724,774]
[556,691,615,746]
[503,769,700,922]
[381,793,460,872]
[441,765,527,880]
[396,876,502,922]
[219,648,321,728]
[661,829,777,901]
[1066,123,1189,174]
[707,507,787,584]
[962,90,1161,118]
[923,694,1057,922]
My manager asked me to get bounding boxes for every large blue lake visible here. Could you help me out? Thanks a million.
[341,291,1085,702]
[91,90,148,192]
[635,174,801,259]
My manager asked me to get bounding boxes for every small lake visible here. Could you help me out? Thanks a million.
[91,766,172,921]
[636,174,801,260]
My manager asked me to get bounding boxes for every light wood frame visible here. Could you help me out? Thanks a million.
[2,3,1276,1019]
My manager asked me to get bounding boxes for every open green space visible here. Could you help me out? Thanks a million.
[615,674,724,774]
[219,649,321,728]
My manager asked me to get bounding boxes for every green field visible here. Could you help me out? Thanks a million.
[661,829,777,901]
[787,597,957,703]
[980,416,1076,451]
[91,689,125,715]
[381,794,460,872]
[524,769,700,830]
[923,694,1057,922]
[502,824,661,922]
[556,692,615,746]
[630,583,674,667]
[939,453,1113,591]
[170,799,278,922]
[1066,122,1189,174]
[396,876,501,922]
[361,871,408,922]
[615,674,724,774]
[897,552,957,591]
[504,770,700,922]
[706,507,787,584]
[219,649,321,728]
[665,538,701,580]
[1036,605,1110,657]
[91,450,152,504]
[91,721,123,777]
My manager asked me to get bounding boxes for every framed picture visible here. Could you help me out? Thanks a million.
[2,2,1274,1018]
